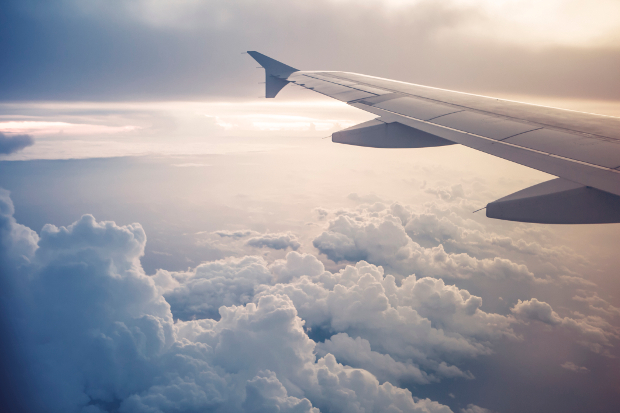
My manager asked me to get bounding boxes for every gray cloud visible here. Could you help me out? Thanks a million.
[460,405,495,413]
[1,0,619,101]
[572,291,620,318]
[560,361,588,373]
[511,298,619,354]
[246,232,301,251]
[215,229,259,238]
[511,298,563,325]
[0,133,34,154]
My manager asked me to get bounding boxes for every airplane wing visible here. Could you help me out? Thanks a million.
[247,51,620,224]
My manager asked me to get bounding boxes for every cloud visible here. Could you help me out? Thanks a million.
[315,201,588,287]
[259,254,517,381]
[246,232,301,251]
[425,184,465,202]
[511,298,619,354]
[2,0,619,101]
[155,256,274,321]
[572,291,620,318]
[511,298,563,325]
[312,207,535,281]
[314,207,329,220]
[2,184,618,413]
[560,361,588,372]
[0,190,457,413]
[315,333,470,385]
[460,405,495,413]
[347,193,384,204]
[215,229,259,238]
[0,133,34,154]
[269,251,327,284]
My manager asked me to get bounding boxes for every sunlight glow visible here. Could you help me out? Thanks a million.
[0,121,138,135]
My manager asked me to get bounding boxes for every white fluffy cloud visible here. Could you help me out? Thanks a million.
[312,208,535,281]
[0,190,456,413]
[2,187,617,413]
[511,298,619,354]
[155,256,274,320]
[259,253,517,383]
[315,201,591,288]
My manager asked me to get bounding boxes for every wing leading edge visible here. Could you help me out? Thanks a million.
[248,51,620,224]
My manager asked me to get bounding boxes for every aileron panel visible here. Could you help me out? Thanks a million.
[376,97,460,121]
[504,129,620,169]
[431,111,541,141]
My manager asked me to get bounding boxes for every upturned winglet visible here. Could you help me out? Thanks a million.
[247,51,299,98]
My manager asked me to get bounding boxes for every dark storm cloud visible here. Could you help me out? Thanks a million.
[1,0,619,101]
[0,133,34,154]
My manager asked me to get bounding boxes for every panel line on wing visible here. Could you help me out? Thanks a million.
[425,110,466,121]
[496,127,544,141]
[325,72,620,121]
[331,73,618,142]
[294,73,386,99]
[366,104,620,174]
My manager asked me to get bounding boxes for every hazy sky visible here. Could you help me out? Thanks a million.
[2,0,620,100]
[1,1,620,413]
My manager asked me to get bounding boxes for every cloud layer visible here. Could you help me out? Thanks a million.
[1,189,457,413]
[1,185,619,413]
[2,0,619,101]
[0,132,34,154]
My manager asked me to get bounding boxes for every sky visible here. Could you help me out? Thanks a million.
[1,1,620,413]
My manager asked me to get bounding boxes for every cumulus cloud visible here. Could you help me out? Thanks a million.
[2,185,616,413]
[425,184,465,202]
[560,361,588,372]
[402,203,581,269]
[269,251,327,284]
[511,298,619,354]
[155,256,273,320]
[314,201,588,287]
[246,232,301,251]
[0,188,39,266]
[153,248,517,385]
[0,132,34,154]
[314,207,329,220]
[315,333,471,385]
[511,298,563,325]
[572,291,620,318]
[312,207,535,281]
[460,404,495,413]
[0,190,458,413]
[259,254,517,382]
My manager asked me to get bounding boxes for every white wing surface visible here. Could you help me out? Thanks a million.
[248,51,620,224]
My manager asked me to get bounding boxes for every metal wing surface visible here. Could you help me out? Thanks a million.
[248,51,620,224]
